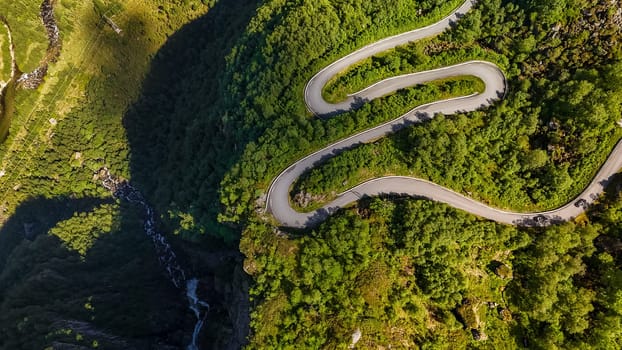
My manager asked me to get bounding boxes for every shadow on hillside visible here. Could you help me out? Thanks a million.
[121,0,258,348]
[0,196,189,349]
[123,0,260,242]
[0,194,250,349]
[0,196,112,270]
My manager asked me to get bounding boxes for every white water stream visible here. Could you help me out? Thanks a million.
[99,168,210,349]
[187,278,211,350]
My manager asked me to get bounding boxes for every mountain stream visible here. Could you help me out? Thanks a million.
[99,168,210,350]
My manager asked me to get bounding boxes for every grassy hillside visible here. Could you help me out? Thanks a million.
[0,30,12,80]
[0,0,214,230]
[0,0,245,348]
[0,0,48,74]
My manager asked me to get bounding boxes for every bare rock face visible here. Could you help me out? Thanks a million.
[50,320,132,349]
[204,255,250,350]
[499,308,513,321]
[349,328,362,348]
[17,66,48,89]
[457,298,485,330]
[224,264,251,350]
[293,191,312,208]
[471,329,488,341]
[457,298,490,341]
[293,190,325,208]
[23,222,36,239]
[494,263,513,279]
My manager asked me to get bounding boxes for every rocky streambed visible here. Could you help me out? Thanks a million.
[98,168,250,349]
[16,0,61,89]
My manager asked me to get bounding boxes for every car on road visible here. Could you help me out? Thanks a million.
[574,198,588,209]
[533,215,549,225]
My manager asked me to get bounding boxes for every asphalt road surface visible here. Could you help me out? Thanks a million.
[266,0,622,229]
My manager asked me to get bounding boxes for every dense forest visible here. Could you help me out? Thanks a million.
[0,0,620,349]
[241,179,622,348]
[223,0,621,348]
[294,0,622,212]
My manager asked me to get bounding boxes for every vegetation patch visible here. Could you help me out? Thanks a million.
[278,0,622,215]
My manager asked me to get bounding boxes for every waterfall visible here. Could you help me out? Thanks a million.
[186,278,210,350]
[99,168,210,349]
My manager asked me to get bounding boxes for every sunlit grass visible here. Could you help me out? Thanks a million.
[0,32,10,81]
[0,0,47,73]
[0,0,210,220]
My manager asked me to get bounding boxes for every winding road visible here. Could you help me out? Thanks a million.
[266,0,622,229]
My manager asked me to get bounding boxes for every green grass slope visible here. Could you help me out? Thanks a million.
[0,1,250,348]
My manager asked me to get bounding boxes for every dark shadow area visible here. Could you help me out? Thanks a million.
[0,197,187,349]
[0,196,112,270]
[121,0,260,348]
[593,173,622,207]
[317,96,370,119]
[302,207,331,228]
[123,0,260,241]
[0,194,249,349]
[512,214,564,228]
